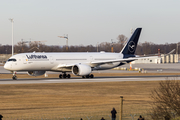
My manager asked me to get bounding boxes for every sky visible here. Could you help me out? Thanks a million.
[0,0,180,46]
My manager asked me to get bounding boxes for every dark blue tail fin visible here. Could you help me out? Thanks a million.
[120,28,142,55]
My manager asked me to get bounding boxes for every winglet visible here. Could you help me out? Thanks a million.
[120,28,142,55]
[167,49,175,54]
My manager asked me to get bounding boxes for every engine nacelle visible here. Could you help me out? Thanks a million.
[72,64,92,76]
[28,71,46,76]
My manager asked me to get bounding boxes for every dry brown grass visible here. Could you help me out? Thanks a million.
[0,80,163,118]
[0,72,180,119]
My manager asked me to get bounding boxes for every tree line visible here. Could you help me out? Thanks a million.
[0,34,178,55]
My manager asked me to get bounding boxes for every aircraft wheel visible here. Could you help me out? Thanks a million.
[86,75,89,78]
[12,76,17,80]
[63,74,67,78]
[90,74,94,78]
[59,74,62,79]
[67,74,71,78]
[82,76,85,78]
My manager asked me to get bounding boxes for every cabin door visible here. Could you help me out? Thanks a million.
[22,56,27,64]
[49,56,54,64]
[89,56,93,62]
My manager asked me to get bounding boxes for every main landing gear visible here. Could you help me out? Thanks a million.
[12,72,17,80]
[58,73,94,79]
[82,74,94,78]
[59,73,71,79]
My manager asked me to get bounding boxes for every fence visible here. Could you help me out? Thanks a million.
[2,110,179,120]
[1,112,154,120]
[0,103,156,120]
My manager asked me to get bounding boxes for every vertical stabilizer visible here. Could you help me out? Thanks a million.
[120,28,142,55]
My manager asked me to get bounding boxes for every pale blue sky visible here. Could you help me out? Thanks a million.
[0,0,180,46]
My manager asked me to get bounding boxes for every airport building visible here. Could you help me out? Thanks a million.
[132,54,179,64]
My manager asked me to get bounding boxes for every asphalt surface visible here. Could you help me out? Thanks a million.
[0,76,180,84]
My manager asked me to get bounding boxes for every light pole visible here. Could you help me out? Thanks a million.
[58,34,68,51]
[119,96,123,120]
[177,43,179,54]
[9,18,14,56]
[131,28,134,35]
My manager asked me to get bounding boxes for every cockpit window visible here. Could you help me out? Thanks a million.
[7,59,17,62]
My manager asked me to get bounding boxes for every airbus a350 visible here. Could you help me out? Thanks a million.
[4,28,142,80]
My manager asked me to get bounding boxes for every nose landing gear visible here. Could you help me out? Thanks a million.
[12,72,17,80]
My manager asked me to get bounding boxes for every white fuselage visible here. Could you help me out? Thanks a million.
[4,52,124,72]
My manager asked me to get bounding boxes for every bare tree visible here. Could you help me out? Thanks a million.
[117,34,128,51]
[99,42,111,52]
[15,41,28,53]
[150,80,180,120]
[117,34,128,45]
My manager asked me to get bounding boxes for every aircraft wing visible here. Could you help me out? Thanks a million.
[90,56,158,66]
[56,56,159,69]
[56,57,138,69]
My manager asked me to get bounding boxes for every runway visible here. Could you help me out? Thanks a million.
[0,75,180,84]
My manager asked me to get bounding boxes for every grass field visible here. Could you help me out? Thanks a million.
[0,73,180,119]
[0,79,165,119]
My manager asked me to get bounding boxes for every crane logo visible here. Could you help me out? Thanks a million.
[128,41,136,53]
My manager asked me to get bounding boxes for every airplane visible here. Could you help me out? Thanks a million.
[4,28,142,80]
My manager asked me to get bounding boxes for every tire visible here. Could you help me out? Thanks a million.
[59,74,62,79]
[67,74,71,78]
[63,74,67,78]
[90,74,94,78]
[12,76,17,80]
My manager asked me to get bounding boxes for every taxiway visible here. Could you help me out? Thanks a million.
[0,75,180,84]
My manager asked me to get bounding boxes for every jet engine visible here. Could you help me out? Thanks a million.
[28,71,46,76]
[72,64,92,76]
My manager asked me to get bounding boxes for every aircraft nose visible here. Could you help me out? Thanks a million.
[4,63,10,70]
